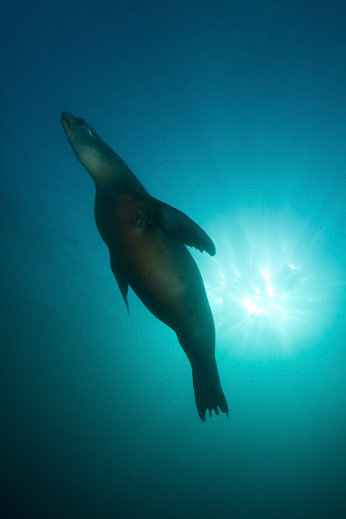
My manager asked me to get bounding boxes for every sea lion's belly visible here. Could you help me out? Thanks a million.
[117,222,211,329]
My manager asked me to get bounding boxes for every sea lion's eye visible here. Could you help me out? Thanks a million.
[76,118,84,125]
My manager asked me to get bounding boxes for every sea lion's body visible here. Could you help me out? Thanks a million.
[61,112,228,421]
[96,185,215,367]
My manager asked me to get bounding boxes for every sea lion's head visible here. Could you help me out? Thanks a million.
[61,112,114,184]
[61,112,99,151]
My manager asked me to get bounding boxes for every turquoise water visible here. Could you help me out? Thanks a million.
[1,0,346,517]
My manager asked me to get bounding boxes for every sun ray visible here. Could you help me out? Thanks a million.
[199,206,344,359]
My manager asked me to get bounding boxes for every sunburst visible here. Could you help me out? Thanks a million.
[199,206,343,359]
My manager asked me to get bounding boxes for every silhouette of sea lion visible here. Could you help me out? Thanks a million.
[61,112,228,421]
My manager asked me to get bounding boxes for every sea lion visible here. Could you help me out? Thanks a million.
[61,112,228,421]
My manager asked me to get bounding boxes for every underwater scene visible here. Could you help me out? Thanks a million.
[1,0,346,517]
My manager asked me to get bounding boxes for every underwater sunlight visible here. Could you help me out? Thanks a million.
[200,205,344,360]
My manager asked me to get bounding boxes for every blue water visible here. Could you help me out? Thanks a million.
[1,1,346,517]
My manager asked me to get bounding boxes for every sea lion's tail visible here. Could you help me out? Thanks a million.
[192,364,229,422]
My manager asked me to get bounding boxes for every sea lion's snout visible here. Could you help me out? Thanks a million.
[61,111,74,130]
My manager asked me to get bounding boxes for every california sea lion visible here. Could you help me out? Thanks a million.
[61,112,228,421]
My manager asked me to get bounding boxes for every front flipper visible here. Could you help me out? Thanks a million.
[153,198,216,256]
[110,257,129,314]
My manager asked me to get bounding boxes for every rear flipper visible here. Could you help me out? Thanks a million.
[192,364,229,422]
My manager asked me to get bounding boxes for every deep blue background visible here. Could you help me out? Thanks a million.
[1,1,346,517]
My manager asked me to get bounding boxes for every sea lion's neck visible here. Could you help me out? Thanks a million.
[76,138,132,186]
